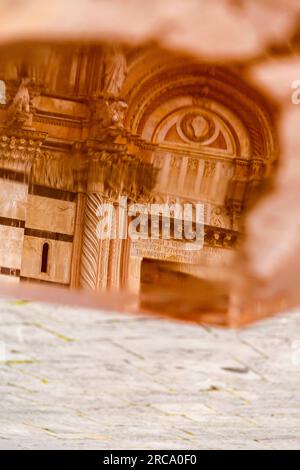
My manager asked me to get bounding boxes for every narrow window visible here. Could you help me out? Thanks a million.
[0,80,6,104]
[41,243,49,273]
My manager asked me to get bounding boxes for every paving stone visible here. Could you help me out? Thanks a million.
[1,299,300,449]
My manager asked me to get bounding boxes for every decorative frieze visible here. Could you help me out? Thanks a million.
[0,130,46,172]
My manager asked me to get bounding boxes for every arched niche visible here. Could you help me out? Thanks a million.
[143,97,250,158]
[123,51,278,166]
[122,48,279,222]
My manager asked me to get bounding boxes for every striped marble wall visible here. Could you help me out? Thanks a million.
[20,185,77,286]
[0,170,28,283]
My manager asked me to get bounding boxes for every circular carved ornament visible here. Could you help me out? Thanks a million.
[180,112,215,143]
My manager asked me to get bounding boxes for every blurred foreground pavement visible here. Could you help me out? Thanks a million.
[0,299,300,450]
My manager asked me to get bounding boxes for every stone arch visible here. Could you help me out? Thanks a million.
[123,50,278,165]
[143,97,250,158]
[121,50,279,231]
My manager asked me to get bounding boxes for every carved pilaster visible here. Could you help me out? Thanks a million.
[77,82,159,291]
[106,201,128,290]
[70,193,86,289]
[226,157,249,213]
[245,158,266,205]
[80,193,103,289]
[72,141,88,193]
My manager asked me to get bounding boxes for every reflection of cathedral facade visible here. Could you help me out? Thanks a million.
[0,44,277,294]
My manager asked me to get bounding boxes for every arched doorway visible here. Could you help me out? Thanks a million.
[123,49,277,297]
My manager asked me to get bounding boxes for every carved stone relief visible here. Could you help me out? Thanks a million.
[92,97,128,133]
[210,205,231,229]
[0,132,44,172]
[102,44,127,97]
[7,78,33,128]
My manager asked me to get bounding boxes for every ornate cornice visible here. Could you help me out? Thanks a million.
[34,114,83,128]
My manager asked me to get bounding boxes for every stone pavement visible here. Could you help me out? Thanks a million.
[0,298,300,450]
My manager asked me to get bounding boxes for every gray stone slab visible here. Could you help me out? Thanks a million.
[1,299,300,449]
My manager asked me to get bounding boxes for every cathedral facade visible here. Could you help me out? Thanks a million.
[0,44,277,302]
